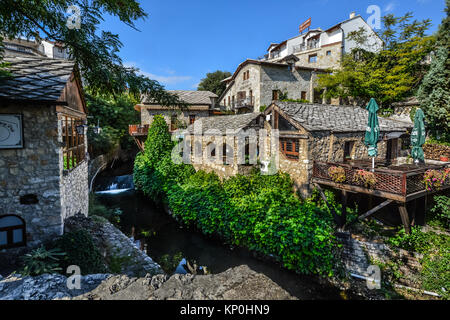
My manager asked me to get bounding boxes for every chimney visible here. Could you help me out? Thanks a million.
[349,12,356,19]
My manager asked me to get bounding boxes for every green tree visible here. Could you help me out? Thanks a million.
[197,70,232,97]
[318,12,435,107]
[0,0,183,105]
[417,1,450,142]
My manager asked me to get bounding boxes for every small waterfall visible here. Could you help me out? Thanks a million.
[95,175,134,194]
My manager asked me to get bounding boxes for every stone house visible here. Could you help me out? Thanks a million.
[134,90,218,131]
[261,12,383,69]
[219,58,327,113]
[182,113,264,179]
[263,101,412,197]
[0,56,88,249]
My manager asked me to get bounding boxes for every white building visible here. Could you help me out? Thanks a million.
[259,12,383,70]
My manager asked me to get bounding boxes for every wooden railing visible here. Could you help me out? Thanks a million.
[312,161,450,200]
[129,124,149,136]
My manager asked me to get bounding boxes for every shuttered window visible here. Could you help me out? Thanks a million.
[280,138,300,160]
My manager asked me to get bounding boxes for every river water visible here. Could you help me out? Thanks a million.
[94,174,354,300]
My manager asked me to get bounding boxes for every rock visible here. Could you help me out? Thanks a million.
[0,273,110,300]
[73,265,296,301]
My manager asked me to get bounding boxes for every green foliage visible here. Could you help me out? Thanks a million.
[20,246,66,276]
[108,250,132,274]
[87,126,121,158]
[166,171,337,276]
[318,12,435,107]
[416,46,450,142]
[429,195,450,229]
[259,105,268,112]
[89,194,122,225]
[197,70,232,97]
[387,227,450,298]
[86,92,140,156]
[134,115,195,202]
[54,230,107,275]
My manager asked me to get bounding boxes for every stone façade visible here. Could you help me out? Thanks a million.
[0,102,89,246]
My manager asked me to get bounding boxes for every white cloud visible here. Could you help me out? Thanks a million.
[384,2,396,12]
[124,62,192,85]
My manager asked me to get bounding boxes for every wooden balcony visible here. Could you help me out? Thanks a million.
[312,160,450,203]
[129,124,149,136]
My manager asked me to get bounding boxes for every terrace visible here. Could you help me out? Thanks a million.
[312,160,450,232]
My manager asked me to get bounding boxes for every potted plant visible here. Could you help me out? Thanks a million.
[328,166,346,183]
[423,168,450,191]
[353,169,377,188]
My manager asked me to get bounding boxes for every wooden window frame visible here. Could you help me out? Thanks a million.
[189,115,196,125]
[280,138,300,160]
[62,115,86,171]
[301,91,307,100]
[0,214,26,249]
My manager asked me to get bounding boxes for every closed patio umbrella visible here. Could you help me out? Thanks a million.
[364,98,380,170]
[411,108,426,163]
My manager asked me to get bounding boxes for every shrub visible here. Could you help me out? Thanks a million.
[429,195,450,229]
[53,230,107,275]
[167,171,337,276]
[20,246,66,276]
[89,194,122,224]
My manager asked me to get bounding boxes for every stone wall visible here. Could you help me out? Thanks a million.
[260,65,315,108]
[0,104,62,245]
[60,160,89,222]
[0,103,89,247]
[338,233,423,288]
[294,42,342,70]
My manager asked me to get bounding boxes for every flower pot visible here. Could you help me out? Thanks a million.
[440,156,449,162]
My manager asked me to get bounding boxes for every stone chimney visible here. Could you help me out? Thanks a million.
[350,12,356,19]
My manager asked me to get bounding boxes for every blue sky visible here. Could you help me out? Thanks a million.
[100,0,446,90]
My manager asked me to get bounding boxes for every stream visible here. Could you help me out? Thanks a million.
[94,174,355,300]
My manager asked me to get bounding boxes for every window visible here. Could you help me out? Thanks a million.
[326,50,332,56]
[0,215,26,249]
[243,70,250,81]
[189,115,196,125]
[62,116,86,171]
[280,138,300,160]
[309,54,318,63]
[272,90,279,101]
[301,91,307,100]
[344,141,355,161]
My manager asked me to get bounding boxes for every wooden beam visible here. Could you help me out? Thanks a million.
[358,200,393,221]
[312,178,406,202]
[398,205,411,234]
[341,190,348,227]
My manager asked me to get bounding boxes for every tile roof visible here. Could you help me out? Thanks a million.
[274,101,412,132]
[186,113,262,135]
[0,56,75,102]
[143,90,218,105]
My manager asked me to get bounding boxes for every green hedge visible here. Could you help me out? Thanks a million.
[134,115,337,276]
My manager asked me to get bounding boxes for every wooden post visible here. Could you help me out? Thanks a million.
[398,204,411,234]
